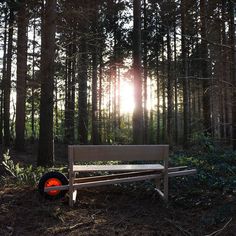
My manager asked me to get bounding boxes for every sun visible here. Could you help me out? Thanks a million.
[120,79,135,114]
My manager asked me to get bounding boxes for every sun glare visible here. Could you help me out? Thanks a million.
[120,79,135,114]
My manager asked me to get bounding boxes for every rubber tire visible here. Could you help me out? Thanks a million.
[38,171,68,200]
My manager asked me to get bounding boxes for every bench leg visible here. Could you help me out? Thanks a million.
[163,172,168,202]
[69,172,75,207]
[73,190,77,201]
[155,177,161,189]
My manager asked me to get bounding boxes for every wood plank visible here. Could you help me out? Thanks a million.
[44,185,69,192]
[73,173,161,189]
[73,164,164,172]
[168,169,197,177]
[44,173,161,192]
[168,166,188,172]
[74,170,163,183]
[44,169,197,192]
[69,145,169,161]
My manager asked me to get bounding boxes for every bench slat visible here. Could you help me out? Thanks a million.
[69,145,169,161]
[73,164,164,172]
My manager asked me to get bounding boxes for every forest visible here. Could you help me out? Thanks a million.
[0,0,235,163]
[0,0,236,235]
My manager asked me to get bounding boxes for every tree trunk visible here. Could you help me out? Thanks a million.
[200,0,212,135]
[37,0,56,166]
[155,8,160,144]
[229,0,236,150]
[132,0,143,144]
[143,0,148,144]
[31,15,36,141]
[98,49,103,143]
[78,2,88,144]
[91,3,99,144]
[167,28,173,145]
[161,38,166,143]
[15,0,28,151]
[4,8,14,147]
[65,40,75,144]
[174,22,178,144]
[0,9,8,144]
[181,0,190,148]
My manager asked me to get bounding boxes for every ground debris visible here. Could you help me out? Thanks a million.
[0,185,235,236]
[47,221,94,234]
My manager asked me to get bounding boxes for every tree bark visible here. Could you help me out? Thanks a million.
[78,1,88,144]
[4,8,14,147]
[181,0,190,148]
[161,38,166,143]
[31,14,36,141]
[37,0,56,166]
[91,2,99,144]
[143,0,148,144]
[0,8,8,145]
[15,0,28,151]
[200,0,212,135]
[167,28,173,145]
[174,21,178,144]
[229,0,236,150]
[132,0,143,144]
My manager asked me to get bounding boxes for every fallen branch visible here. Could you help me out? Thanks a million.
[205,218,232,236]
[165,218,192,236]
[48,221,93,234]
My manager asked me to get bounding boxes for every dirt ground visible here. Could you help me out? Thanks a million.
[0,183,236,236]
[0,145,236,235]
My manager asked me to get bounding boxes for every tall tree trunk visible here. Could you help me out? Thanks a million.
[15,0,28,151]
[92,48,99,144]
[143,0,148,144]
[222,0,230,141]
[98,49,103,143]
[174,22,178,144]
[181,0,190,148]
[37,0,56,166]
[117,67,121,129]
[70,41,76,142]
[200,0,212,135]
[155,8,160,144]
[0,9,8,144]
[78,2,88,144]
[167,28,173,145]
[229,0,236,150]
[65,40,75,144]
[31,15,36,141]
[91,2,99,144]
[161,38,166,143]
[220,0,226,139]
[64,50,69,142]
[4,8,14,147]
[133,0,143,144]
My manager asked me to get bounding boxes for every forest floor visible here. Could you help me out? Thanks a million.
[0,144,236,236]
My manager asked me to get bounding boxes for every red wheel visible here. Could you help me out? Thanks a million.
[44,178,62,196]
[38,172,68,200]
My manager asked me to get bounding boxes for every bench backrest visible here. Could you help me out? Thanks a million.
[68,145,169,162]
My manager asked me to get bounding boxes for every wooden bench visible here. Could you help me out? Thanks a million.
[44,145,196,206]
[68,145,170,206]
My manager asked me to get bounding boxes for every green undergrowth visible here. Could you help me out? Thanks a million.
[0,151,66,187]
[1,148,236,196]
[171,149,236,193]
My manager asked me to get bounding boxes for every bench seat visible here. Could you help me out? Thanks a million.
[73,164,164,172]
